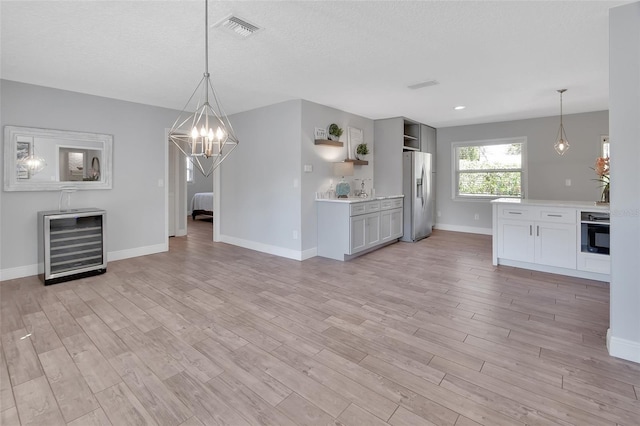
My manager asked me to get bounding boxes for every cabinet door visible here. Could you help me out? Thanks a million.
[349,215,368,254]
[535,222,577,269]
[380,210,392,242]
[420,125,437,158]
[390,208,403,239]
[366,213,381,248]
[498,219,534,262]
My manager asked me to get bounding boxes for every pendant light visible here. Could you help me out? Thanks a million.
[169,0,239,177]
[554,89,569,155]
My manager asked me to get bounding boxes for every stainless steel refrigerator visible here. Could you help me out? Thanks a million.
[401,151,433,242]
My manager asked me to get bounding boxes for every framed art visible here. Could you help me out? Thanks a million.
[16,139,31,179]
[314,127,327,140]
[347,127,363,158]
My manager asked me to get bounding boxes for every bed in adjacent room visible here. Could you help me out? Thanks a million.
[190,192,213,220]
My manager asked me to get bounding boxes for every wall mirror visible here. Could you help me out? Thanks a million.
[4,126,113,191]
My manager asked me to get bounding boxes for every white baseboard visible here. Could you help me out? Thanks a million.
[107,243,168,262]
[434,223,493,235]
[219,234,308,261]
[301,247,317,261]
[607,328,640,363]
[0,264,39,281]
[0,243,168,282]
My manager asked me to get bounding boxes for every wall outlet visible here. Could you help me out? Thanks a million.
[293,178,299,188]
[437,210,441,217]
[474,213,480,220]
[292,230,298,240]
[565,178,572,187]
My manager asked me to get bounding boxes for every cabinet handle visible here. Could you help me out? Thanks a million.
[508,211,522,215]
[537,225,539,236]
[529,225,532,236]
[547,214,562,217]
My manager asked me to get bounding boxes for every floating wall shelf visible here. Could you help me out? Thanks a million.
[315,139,343,147]
[345,159,368,166]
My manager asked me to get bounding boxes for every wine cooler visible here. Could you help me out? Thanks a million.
[38,209,107,285]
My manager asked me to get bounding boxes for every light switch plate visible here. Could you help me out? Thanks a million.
[304,164,313,172]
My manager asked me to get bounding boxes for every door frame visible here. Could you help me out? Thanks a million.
[166,129,187,239]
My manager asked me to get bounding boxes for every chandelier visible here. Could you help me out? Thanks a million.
[169,0,238,177]
[554,89,569,155]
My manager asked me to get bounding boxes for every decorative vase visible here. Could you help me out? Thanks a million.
[601,184,610,204]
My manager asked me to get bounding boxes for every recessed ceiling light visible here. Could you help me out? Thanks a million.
[454,106,466,110]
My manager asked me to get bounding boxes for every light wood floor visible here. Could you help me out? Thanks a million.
[1,220,639,426]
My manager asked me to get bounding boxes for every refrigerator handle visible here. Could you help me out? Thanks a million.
[419,165,426,207]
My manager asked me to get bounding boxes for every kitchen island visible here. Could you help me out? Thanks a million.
[492,198,610,281]
[317,195,404,261]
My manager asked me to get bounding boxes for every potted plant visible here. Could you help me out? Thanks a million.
[328,124,343,141]
[356,142,369,160]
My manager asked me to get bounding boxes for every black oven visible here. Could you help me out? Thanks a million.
[581,212,610,255]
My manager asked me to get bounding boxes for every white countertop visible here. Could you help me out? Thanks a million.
[491,198,609,210]
[316,195,404,204]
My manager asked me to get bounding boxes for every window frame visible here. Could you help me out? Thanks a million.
[451,137,528,201]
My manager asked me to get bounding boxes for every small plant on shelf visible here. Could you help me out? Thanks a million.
[356,143,369,159]
[328,124,343,141]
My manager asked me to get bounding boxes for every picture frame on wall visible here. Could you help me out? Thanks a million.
[314,127,327,140]
[347,127,363,159]
[16,140,31,179]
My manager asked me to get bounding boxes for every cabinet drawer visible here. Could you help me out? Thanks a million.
[392,198,403,208]
[380,200,393,210]
[365,201,381,213]
[499,205,531,220]
[350,204,366,216]
[537,208,575,224]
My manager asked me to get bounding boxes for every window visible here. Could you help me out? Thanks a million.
[186,157,194,183]
[452,137,526,200]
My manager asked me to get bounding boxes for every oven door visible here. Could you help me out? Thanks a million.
[587,224,610,254]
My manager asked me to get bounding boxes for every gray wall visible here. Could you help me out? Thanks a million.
[301,100,374,253]
[217,99,374,258]
[436,111,609,233]
[1,80,175,278]
[219,100,303,254]
[609,1,640,362]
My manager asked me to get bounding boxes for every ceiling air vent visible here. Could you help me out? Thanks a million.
[215,15,262,38]
[407,79,439,90]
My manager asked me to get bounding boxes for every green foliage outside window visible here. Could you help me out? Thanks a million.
[456,143,523,197]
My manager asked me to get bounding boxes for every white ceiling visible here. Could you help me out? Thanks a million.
[0,1,626,128]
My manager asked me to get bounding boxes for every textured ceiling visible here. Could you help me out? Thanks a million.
[0,1,626,127]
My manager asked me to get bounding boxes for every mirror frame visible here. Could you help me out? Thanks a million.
[4,126,113,191]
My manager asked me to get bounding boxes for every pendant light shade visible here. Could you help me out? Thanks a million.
[554,89,570,155]
[169,0,238,177]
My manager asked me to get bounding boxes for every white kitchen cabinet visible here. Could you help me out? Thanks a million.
[317,196,403,261]
[350,212,381,254]
[492,199,609,281]
[380,208,403,243]
[535,222,576,269]
[497,219,534,262]
[496,205,576,269]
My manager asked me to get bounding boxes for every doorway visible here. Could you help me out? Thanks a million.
[167,132,220,241]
